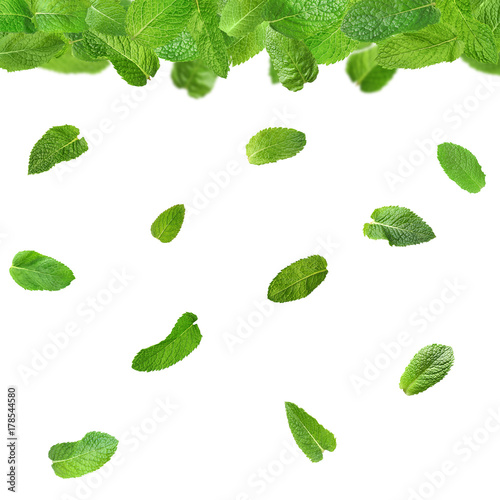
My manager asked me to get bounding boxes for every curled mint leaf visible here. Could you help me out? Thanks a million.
[171,59,217,97]
[246,127,306,165]
[400,344,454,395]
[49,431,118,478]
[10,251,75,291]
[363,206,436,247]
[151,204,185,242]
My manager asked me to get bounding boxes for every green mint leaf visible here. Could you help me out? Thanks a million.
[462,53,500,73]
[132,312,202,372]
[263,0,350,40]
[0,0,36,33]
[171,59,217,96]
[32,0,89,33]
[265,26,318,91]
[346,45,396,92]
[151,204,186,242]
[437,142,486,193]
[49,431,118,478]
[268,255,328,303]
[269,57,279,83]
[83,29,160,85]
[246,126,306,165]
[400,344,454,395]
[28,124,88,174]
[227,22,265,65]
[341,0,440,42]
[10,250,75,291]
[219,0,267,37]
[285,402,336,463]
[188,0,230,77]
[363,206,436,247]
[41,47,109,72]
[376,24,465,69]
[475,0,500,43]
[305,23,359,65]
[156,29,199,61]
[0,32,67,71]
[126,0,194,48]
[86,0,127,35]
[436,0,498,63]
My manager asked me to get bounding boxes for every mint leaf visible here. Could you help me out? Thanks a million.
[41,47,109,72]
[32,0,89,32]
[463,53,500,73]
[475,0,500,42]
[268,255,328,303]
[151,204,185,242]
[126,0,194,47]
[263,0,350,40]
[171,59,217,96]
[156,29,199,61]
[10,251,75,291]
[363,206,436,247]
[227,21,265,65]
[0,0,35,33]
[285,402,336,463]
[132,312,202,372]
[0,32,67,71]
[341,0,440,42]
[346,45,396,92]
[49,432,118,478]
[400,344,454,395]
[246,127,306,165]
[86,0,127,35]
[188,0,230,77]
[28,124,88,174]
[305,23,359,65]
[437,142,486,193]
[265,27,318,91]
[377,24,465,69]
[269,57,279,82]
[219,0,267,37]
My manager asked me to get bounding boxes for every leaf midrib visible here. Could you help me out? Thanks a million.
[130,0,179,40]
[271,268,326,298]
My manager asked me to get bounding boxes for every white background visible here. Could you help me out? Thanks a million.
[1,51,499,500]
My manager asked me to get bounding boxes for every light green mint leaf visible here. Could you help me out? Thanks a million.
[377,24,464,69]
[41,46,109,72]
[436,0,497,63]
[400,344,454,395]
[246,127,306,165]
[126,0,194,48]
[0,0,36,33]
[269,57,279,82]
[346,45,396,92]
[462,53,500,73]
[227,21,265,65]
[363,206,436,247]
[219,0,267,37]
[151,204,185,242]
[156,29,199,61]
[285,402,336,462]
[437,142,486,193]
[83,30,160,85]
[263,0,350,40]
[265,27,318,91]
[10,251,75,291]
[28,125,88,174]
[171,59,217,96]
[188,0,230,77]
[341,0,441,42]
[0,32,67,71]
[32,0,89,33]
[268,255,328,303]
[132,312,202,371]
[49,432,118,478]
[86,0,127,35]
[475,0,500,42]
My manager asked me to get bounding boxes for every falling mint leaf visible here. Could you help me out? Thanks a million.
[437,142,486,193]
[49,432,118,478]
[285,402,336,462]
[246,127,306,165]
[364,206,436,247]
[0,0,36,33]
[86,0,127,35]
[268,255,328,303]
[10,251,75,291]
[151,204,186,242]
[32,0,89,33]
[28,125,88,175]
[132,312,202,372]
[171,59,217,97]
[219,0,267,38]
[400,344,454,395]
